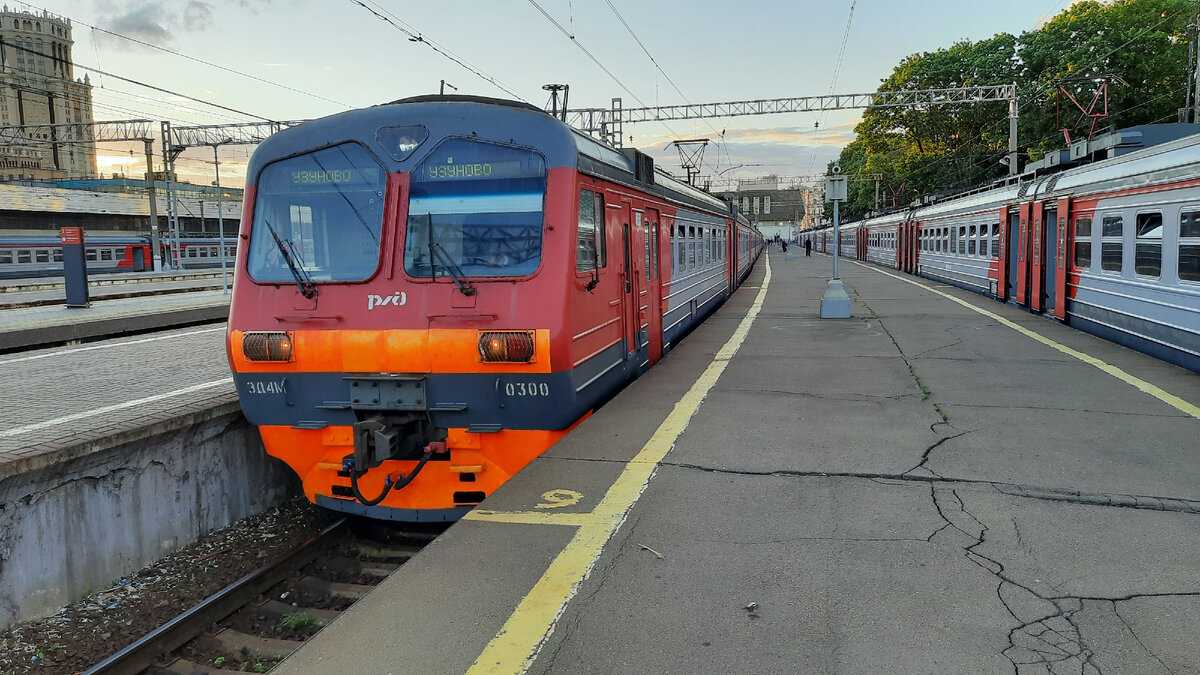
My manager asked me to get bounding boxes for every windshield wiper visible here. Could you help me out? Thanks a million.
[264,219,318,299]
[425,213,476,296]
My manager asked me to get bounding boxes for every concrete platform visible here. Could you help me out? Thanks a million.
[0,288,229,351]
[276,250,1200,674]
[0,323,293,629]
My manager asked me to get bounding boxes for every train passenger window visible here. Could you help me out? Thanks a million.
[198,248,209,257]
[85,248,96,261]
[101,249,113,261]
[643,219,651,282]
[53,250,61,262]
[210,247,219,257]
[991,224,999,257]
[251,142,387,283]
[688,226,696,268]
[652,223,659,278]
[1074,217,1092,270]
[968,226,977,255]
[0,251,11,264]
[404,139,546,279]
[116,249,126,260]
[576,189,605,272]
[1179,209,1200,283]
[1134,213,1161,278]
[17,249,30,263]
[35,249,49,262]
[1100,214,1123,273]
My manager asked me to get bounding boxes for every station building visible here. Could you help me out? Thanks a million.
[714,175,809,242]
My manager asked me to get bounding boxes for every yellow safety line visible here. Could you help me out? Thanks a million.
[466,256,773,675]
[855,261,1200,420]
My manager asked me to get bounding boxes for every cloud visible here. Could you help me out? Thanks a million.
[93,0,262,48]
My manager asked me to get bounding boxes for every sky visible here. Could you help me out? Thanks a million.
[14,0,1082,188]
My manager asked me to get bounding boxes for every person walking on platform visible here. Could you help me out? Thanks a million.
[804,238,812,256]
[781,240,788,254]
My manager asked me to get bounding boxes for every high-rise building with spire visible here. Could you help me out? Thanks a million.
[0,6,95,181]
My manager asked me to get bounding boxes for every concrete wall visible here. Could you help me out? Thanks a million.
[0,404,297,629]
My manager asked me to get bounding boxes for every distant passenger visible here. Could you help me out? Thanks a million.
[781,240,788,254]
[804,238,812,256]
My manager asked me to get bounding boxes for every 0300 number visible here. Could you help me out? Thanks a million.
[505,382,550,397]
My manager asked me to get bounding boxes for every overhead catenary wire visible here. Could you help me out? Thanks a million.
[347,0,529,102]
[16,0,350,109]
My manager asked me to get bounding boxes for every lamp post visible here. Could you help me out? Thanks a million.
[820,165,851,318]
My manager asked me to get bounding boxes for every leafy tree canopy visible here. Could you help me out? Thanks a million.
[827,0,1196,220]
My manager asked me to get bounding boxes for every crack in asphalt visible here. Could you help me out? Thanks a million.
[1112,600,1176,675]
[655,461,1200,515]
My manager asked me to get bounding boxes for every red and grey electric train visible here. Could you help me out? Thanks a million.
[810,125,1200,373]
[226,95,764,521]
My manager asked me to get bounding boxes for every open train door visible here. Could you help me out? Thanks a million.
[1052,197,1071,320]
[1015,201,1032,307]
[644,208,664,367]
[996,206,1010,301]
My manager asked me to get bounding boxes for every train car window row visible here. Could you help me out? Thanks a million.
[1074,208,1199,284]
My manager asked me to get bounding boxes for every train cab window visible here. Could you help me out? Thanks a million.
[0,251,11,264]
[85,248,96,262]
[101,249,113,261]
[404,139,545,279]
[1074,216,1092,270]
[1179,209,1200,283]
[1100,214,1123,273]
[1134,212,1161,278]
[250,142,387,283]
[35,249,49,263]
[576,189,605,272]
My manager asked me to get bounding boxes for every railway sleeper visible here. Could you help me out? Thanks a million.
[195,627,302,662]
[294,575,375,601]
[320,554,400,579]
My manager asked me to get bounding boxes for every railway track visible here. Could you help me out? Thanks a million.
[84,518,438,674]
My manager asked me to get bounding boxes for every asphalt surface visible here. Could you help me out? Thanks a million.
[151,250,1200,673]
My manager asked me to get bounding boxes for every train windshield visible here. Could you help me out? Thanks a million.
[404,139,545,279]
[247,143,386,283]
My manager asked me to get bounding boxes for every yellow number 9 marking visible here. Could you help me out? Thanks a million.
[536,489,583,509]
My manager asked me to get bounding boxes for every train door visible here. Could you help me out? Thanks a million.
[644,208,664,367]
[619,205,649,371]
[1052,197,1072,321]
[132,246,146,272]
[1030,202,1046,312]
[1039,205,1057,314]
[1005,210,1020,303]
[612,202,638,365]
[1015,202,1032,307]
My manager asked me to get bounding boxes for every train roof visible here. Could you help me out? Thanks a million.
[0,183,241,219]
[251,96,733,217]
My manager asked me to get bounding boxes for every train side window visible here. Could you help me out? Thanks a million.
[576,189,603,272]
[991,224,999,257]
[1100,214,1123,273]
[677,224,685,269]
[1074,216,1092,270]
[1180,209,1200,283]
[0,251,11,263]
[643,218,651,282]
[116,248,126,260]
[651,223,659,279]
[53,250,62,262]
[688,226,696,269]
[1134,212,1161,279]
[101,249,113,261]
[968,225,977,256]
[36,249,49,263]
[85,248,96,262]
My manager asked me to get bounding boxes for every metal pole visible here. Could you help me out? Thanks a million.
[1008,93,1019,176]
[213,144,228,294]
[832,199,840,280]
[144,140,161,271]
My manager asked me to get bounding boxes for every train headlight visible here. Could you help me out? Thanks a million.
[478,331,535,363]
[242,331,294,362]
